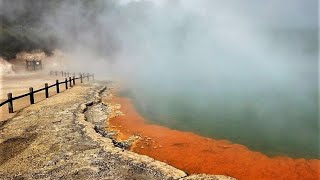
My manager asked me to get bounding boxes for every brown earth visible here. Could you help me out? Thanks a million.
[0,80,233,179]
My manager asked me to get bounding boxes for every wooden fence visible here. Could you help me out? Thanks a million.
[0,71,94,113]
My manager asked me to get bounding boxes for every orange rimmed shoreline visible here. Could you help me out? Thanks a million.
[106,95,320,180]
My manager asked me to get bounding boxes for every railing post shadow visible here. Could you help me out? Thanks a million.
[56,80,60,93]
[45,83,49,98]
[7,93,13,113]
[29,87,35,104]
[65,78,68,89]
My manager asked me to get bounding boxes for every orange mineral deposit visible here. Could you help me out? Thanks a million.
[106,95,320,180]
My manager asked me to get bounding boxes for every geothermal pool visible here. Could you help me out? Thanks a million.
[107,92,319,180]
[119,87,318,159]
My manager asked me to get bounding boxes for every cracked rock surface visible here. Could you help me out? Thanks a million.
[0,81,235,180]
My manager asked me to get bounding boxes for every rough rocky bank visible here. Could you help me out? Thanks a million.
[0,81,235,179]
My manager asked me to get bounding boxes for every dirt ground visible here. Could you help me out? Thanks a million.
[0,81,184,179]
[0,71,78,121]
[0,78,234,179]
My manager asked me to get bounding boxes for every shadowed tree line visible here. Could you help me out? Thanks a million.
[0,0,121,60]
[0,0,59,59]
[0,0,316,61]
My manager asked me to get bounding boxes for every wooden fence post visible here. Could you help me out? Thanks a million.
[55,71,58,76]
[67,72,70,77]
[64,72,67,77]
[61,71,63,76]
[69,77,72,87]
[80,75,83,83]
[65,78,68,89]
[73,76,75,85]
[45,83,49,98]
[7,93,13,113]
[56,80,60,93]
[29,87,35,104]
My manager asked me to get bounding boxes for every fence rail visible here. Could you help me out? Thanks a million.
[0,71,94,113]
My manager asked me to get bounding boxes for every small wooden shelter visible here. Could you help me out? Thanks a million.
[26,59,42,71]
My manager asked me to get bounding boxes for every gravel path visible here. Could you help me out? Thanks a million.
[0,81,235,180]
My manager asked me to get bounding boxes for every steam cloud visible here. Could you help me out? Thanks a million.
[1,0,318,157]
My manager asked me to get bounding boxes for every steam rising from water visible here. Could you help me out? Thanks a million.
[2,0,318,157]
[46,0,319,158]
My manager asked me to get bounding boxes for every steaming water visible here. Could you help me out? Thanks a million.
[120,86,318,159]
[57,1,317,159]
[4,0,316,159]
[118,29,319,159]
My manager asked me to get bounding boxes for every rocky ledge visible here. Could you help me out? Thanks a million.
[0,81,236,180]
